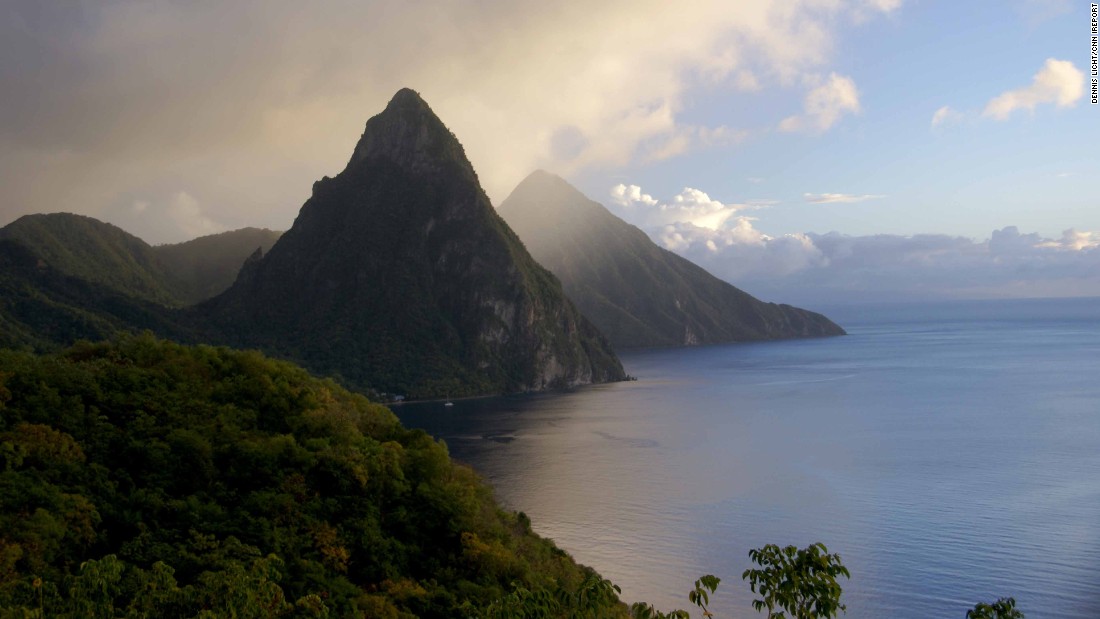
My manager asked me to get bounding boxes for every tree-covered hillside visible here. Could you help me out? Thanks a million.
[0,214,284,307]
[0,336,627,617]
[0,240,193,352]
[0,214,183,307]
[153,228,282,304]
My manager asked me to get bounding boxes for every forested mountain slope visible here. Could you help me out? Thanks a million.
[498,171,845,349]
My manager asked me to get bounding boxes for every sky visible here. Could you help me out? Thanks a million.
[1,0,1097,304]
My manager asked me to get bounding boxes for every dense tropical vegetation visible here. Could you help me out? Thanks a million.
[0,213,281,307]
[0,336,625,617]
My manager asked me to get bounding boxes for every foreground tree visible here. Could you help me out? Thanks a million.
[629,575,719,619]
[967,597,1025,619]
[741,543,850,619]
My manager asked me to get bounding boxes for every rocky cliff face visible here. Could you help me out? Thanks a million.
[204,90,624,398]
[498,171,846,349]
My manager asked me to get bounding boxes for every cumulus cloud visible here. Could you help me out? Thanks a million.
[658,219,826,278]
[982,58,1084,120]
[1037,228,1100,251]
[779,73,861,133]
[610,184,658,207]
[606,183,1100,304]
[0,0,897,243]
[803,192,885,204]
[930,105,962,127]
[610,184,766,231]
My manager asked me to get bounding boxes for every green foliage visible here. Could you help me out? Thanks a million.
[0,214,283,307]
[481,582,560,619]
[0,240,196,353]
[0,213,182,306]
[967,597,1025,619]
[629,603,691,619]
[152,228,282,305]
[627,574,718,619]
[742,543,850,619]
[687,575,720,618]
[0,336,624,617]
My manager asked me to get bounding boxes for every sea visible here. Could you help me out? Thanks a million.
[395,297,1100,618]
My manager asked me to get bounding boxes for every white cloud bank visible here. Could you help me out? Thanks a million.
[611,184,765,231]
[982,58,1084,120]
[609,184,1100,305]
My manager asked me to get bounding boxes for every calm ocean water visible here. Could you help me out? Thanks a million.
[396,298,1100,618]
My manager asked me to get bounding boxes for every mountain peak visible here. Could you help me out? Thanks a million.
[386,87,430,111]
[344,88,469,174]
[499,173,846,348]
[501,170,592,219]
[517,169,569,188]
[209,95,625,398]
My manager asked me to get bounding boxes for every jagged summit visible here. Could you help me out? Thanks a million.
[388,87,428,107]
[344,87,470,175]
[205,90,625,398]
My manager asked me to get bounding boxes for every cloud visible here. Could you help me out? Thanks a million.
[1037,228,1100,251]
[610,184,765,231]
[610,184,658,207]
[167,192,224,240]
[641,124,748,163]
[864,0,903,11]
[673,224,1100,304]
[982,58,1084,120]
[851,0,904,22]
[605,183,1100,305]
[803,192,885,204]
[779,73,861,133]
[0,1,900,243]
[106,191,225,244]
[930,105,962,127]
[734,70,762,92]
[657,219,826,278]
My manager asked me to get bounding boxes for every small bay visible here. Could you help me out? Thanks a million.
[396,298,1100,618]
